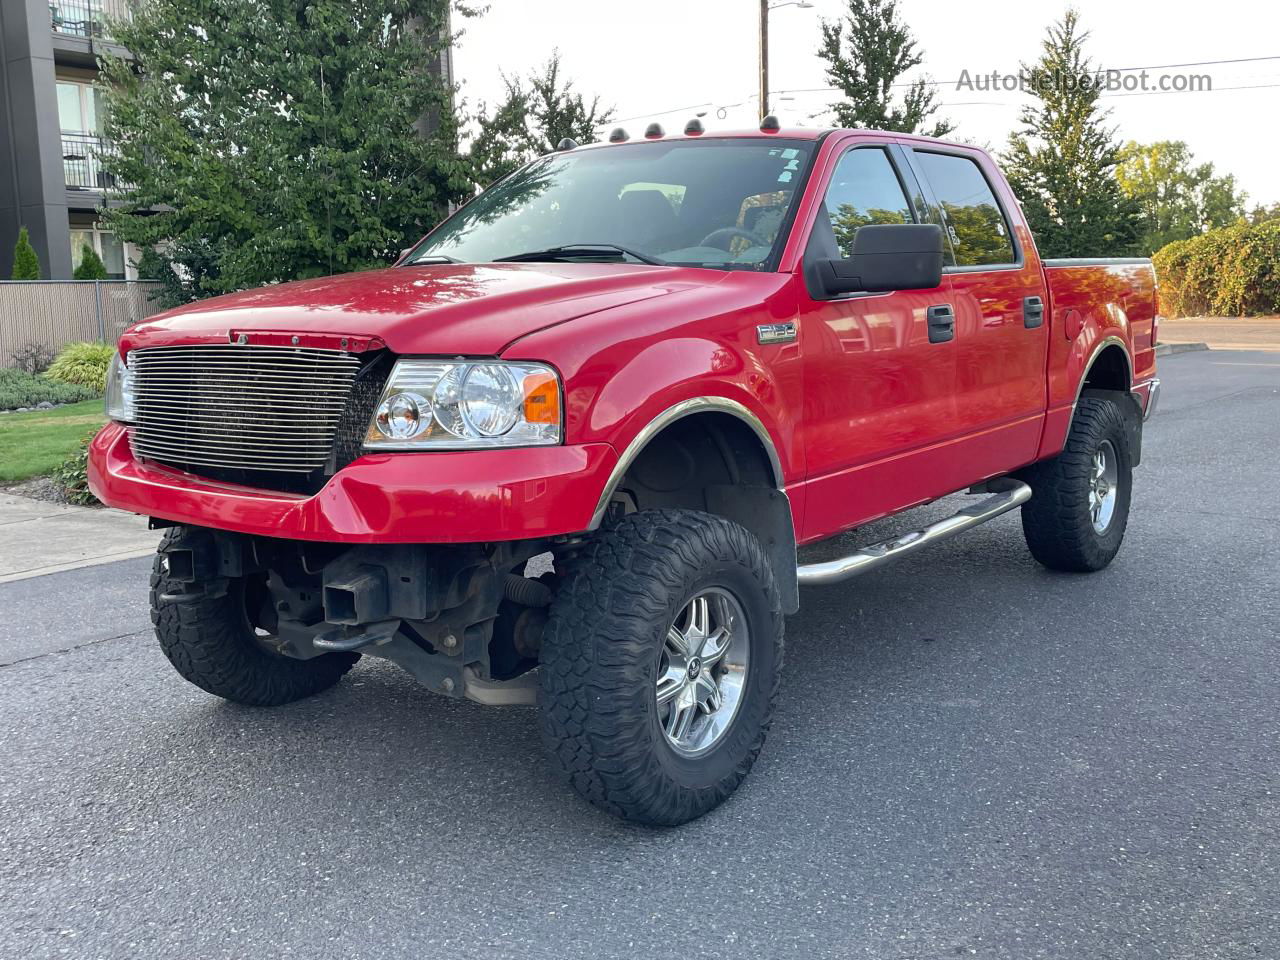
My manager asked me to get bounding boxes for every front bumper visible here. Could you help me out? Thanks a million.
[87,422,617,543]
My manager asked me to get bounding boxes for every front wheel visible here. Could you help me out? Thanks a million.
[1019,395,1134,572]
[538,509,784,825]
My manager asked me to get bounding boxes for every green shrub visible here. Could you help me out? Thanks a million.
[0,368,99,410]
[73,244,109,280]
[52,432,100,506]
[1154,219,1280,317]
[11,226,40,280]
[45,341,116,392]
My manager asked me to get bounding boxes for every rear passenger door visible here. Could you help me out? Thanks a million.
[904,147,1049,475]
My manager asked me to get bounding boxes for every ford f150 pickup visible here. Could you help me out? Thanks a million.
[88,121,1159,825]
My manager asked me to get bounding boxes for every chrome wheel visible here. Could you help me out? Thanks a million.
[1089,439,1120,533]
[656,587,750,756]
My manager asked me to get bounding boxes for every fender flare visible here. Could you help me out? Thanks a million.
[588,396,799,614]
[588,396,785,530]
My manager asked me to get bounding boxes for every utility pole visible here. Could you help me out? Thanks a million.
[759,0,770,120]
[759,2,813,122]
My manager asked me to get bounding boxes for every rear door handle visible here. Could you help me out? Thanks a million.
[927,304,955,344]
[1024,296,1045,329]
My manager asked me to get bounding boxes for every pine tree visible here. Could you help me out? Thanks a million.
[97,0,474,298]
[72,244,109,280]
[11,226,41,280]
[1002,10,1141,258]
[469,52,614,185]
[818,0,952,137]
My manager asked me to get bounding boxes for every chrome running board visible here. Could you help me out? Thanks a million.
[796,478,1032,587]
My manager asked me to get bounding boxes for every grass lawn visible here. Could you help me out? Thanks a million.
[0,400,105,484]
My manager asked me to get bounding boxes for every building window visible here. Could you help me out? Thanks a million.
[56,81,101,134]
[69,226,135,280]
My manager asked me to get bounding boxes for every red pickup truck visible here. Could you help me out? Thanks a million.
[89,123,1159,825]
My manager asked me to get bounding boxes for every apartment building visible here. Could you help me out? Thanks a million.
[2,0,455,281]
[1,0,143,279]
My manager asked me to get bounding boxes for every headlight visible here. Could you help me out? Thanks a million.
[364,360,562,449]
[104,350,136,422]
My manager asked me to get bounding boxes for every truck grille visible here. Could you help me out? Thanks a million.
[129,344,364,477]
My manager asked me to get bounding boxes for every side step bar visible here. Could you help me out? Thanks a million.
[796,478,1032,587]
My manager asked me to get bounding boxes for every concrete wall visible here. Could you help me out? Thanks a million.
[0,0,73,279]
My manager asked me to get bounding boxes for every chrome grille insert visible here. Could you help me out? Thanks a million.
[129,344,363,475]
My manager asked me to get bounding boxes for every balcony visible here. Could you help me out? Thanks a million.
[62,133,124,192]
[49,0,131,42]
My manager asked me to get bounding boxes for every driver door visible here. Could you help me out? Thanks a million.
[796,140,960,541]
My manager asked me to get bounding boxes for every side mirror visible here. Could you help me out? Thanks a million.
[815,223,943,296]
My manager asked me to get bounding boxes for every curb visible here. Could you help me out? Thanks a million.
[1155,342,1209,357]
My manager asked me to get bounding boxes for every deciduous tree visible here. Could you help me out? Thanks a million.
[1117,141,1246,254]
[99,0,474,300]
[470,52,614,185]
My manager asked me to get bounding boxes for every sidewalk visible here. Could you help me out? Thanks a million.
[0,494,160,583]
[1161,316,1280,352]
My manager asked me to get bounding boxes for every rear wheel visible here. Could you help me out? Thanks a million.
[1019,395,1134,572]
[539,509,783,825]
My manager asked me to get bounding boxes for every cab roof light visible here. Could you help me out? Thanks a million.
[556,137,579,151]
[760,115,781,132]
[684,118,704,135]
[608,127,629,143]
[644,122,664,139]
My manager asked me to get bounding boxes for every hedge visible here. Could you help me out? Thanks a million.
[0,368,100,411]
[1153,219,1280,317]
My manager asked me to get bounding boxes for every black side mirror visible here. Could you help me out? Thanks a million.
[815,223,944,296]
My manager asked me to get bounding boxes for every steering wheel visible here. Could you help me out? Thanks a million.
[698,226,770,252]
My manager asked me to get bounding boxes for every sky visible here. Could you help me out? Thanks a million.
[451,0,1280,208]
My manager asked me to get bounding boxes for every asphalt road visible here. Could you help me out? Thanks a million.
[2,349,1278,960]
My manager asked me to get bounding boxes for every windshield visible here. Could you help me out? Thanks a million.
[406,138,816,270]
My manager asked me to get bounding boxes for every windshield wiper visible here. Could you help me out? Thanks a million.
[494,244,667,266]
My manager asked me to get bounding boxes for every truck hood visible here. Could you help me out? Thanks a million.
[122,262,708,356]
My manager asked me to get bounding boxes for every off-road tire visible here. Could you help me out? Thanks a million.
[1019,395,1134,572]
[539,509,784,826]
[150,530,358,706]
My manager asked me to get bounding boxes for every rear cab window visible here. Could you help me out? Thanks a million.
[911,151,1017,267]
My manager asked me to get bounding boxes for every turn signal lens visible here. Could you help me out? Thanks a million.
[522,372,560,424]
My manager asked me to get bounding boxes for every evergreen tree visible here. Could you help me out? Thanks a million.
[73,244,109,280]
[98,0,474,299]
[11,226,41,280]
[817,0,952,137]
[1116,140,1246,254]
[469,52,614,185]
[1002,10,1141,258]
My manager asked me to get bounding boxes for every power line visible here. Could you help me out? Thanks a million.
[600,54,1280,128]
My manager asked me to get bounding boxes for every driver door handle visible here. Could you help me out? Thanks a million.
[927,304,955,344]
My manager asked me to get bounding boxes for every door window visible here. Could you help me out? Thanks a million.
[912,151,1016,266]
[821,148,914,258]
